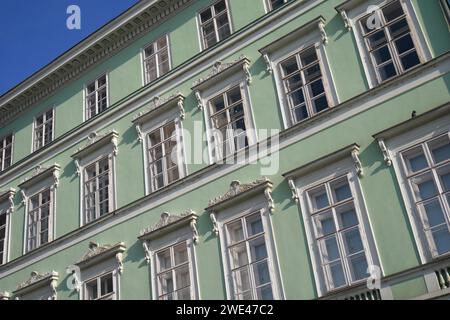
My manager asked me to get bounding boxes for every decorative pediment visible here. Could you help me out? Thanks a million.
[139,210,198,263]
[18,165,60,205]
[206,178,274,214]
[133,93,185,143]
[283,144,363,181]
[75,241,126,273]
[0,188,16,213]
[72,130,119,160]
[14,271,59,300]
[192,56,251,110]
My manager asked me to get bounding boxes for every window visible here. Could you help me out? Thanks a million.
[33,109,54,151]
[27,188,52,252]
[209,86,250,160]
[199,0,231,50]
[399,134,450,257]
[306,176,371,291]
[225,212,274,300]
[280,46,330,124]
[142,35,170,85]
[0,210,7,265]
[84,157,113,224]
[85,273,116,300]
[85,74,108,120]
[358,0,422,83]
[156,241,192,300]
[266,0,290,11]
[0,134,13,172]
[147,121,181,191]
[440,0,450,24]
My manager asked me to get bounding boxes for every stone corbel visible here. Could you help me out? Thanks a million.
[142,241,151,264]
[264,185,275,214]
[340,10,352,30]
[377,138,392,167]
[195,91,203,111]
[210,212,219,236]
[116,252,124,274]
[20,189,27,206]
[263,54,273,74]
[243,60,252,85]
[135,123,144,144]
[288,178,299,203]
[112,135,119,157]
[74,159,81,176]
[178,98,186,120]
[318,20,328,45]
[352,147,364,177]
[50,278,58,300]
[53,169,60,189]
[190,220,199,244]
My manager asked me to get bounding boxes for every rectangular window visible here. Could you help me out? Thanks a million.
[199,0,231,50]
[27,188,51,252]
[305,175,371,291]
[85,273,115,300]
[147,121,181,191]
[0,211,6,264]
[280,46,330,124]
[400,133,450,257]
[85,74,108,120]
[225,212,275,300]
[84,157,112,224]
[209,86,249,160]
[441,0,450,24]
[358,0,421,83]
[143,35,170,85]
[156,241,192,300]
[266,0,289,11]
[0,134,13,172]
[33,109,54,151]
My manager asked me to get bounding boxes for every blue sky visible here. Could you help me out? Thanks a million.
[0,0,139,96]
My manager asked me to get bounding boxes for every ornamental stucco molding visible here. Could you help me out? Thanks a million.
[0,0,193,128]
[377,138,392,166]
[14,271,59,300]
[139,210,198,264]
[0,188,16,214]
[75,241,126,274]
[18,165,60,205]
[207,178,274,215]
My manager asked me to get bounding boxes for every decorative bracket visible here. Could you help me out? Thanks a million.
[116,252,124,275]
[190,220,199,244]
[20,189,27,206]
[352,147,364,177]
[318,20,328,45]
[178,98,186,120]
[377,138,392,167]
[288,178,299,203]
[142,241,151,264]
[195,91,203,111]
[243,60,252,85]
[263,54,273,74]
[210,212,219,236]
[0,189,16,214]
[50,278,58,300]
[264,185,275,214]
[74,159,81,176]
[340,10,352,30]
[135,123,144,144]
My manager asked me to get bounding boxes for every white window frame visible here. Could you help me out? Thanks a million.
[441,0,450,24]
[83,271,118,300]
[0,133,13,172]
[73,132,118,227]
[264,0,289,13]
[20,166,59,254]
[141,34,172,86]
[32,108,55,152]
[342,0,432,89]
[83,73,109,121]
[385,113,450,263]
[214,196,284,300]
[197,0,233,51]
[0,189,14,266]
[294,157,381,297]
[146,227,200,300]
[265,24,339,129]
[199,73,257,165]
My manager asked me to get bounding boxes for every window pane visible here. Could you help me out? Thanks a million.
[157,248,172,271]
[378,62,397,81]
[338,206,359,229]
[86,280,98,300]
[257,284,273,300]
[400,51,420,71]
[174,242,188,266]
[348,253,369,281]
[293,105,308,123]
[328,261,346,288]
[418,199,446,227]
[437,164,450,192]
[252,260,271,286]
[394,33,415,55]
[309,186,329,211]
[214,0,226,13]
[411,173,438,201]
[432,226,450,255]
[403,146,429,173]
[300,47,318,67]
[175,265,191,289]
[367,30,388,50]
[382,0,404,22]
[232,268,251,298]
[342,228,365,255]
[429,136,450,164]
[281,56,298,77]
[249,237,267,262]
[159,271,174,296]
[331,178,352,203]
[321,236,340,262]
[216,14,231,41]
[314,211,335,237]
[101,274,113,296]
[227,220,244,244]
[246,214,264,237]
[389,18,409,39]
[200,8,212,23]
[229,243,248,269]
[372,45,392,65]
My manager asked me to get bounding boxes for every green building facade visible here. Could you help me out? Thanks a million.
[0,0,449,300]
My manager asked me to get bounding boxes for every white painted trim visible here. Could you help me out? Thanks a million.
[141,33,172,87]
[31,107,55,153]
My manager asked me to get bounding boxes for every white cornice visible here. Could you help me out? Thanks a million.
[0,0,193,127]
